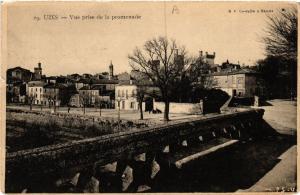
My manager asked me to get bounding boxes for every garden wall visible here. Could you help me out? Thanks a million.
[153,101,201,114]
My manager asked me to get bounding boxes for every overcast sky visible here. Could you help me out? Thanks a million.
[5,2,295,76]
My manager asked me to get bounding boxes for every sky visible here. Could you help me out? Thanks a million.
[4,1,296,76]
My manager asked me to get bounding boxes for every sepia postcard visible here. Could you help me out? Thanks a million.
[1,1,298,193]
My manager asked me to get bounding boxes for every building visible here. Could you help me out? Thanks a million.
[199,51,216,66]
[115,83,142,110]
[7,66,32,83]
[78,86,100,106]
[28,81,46,105]
[6,82,27,103]
[115,78,157,111]
[43,83,68,106]
[91,79,119,91]
[33,62,43,80]
[211,68,262,97]
[69,93,82,107]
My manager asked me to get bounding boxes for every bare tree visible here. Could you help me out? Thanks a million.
[262,7,297,61]
[28,95,35,111]
[261,7,297,98]
[95,96,102,116]
[128,36,202,121]
[79,93,91,115]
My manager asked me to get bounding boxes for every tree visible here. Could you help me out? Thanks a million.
[261,7,297,98]
[95,96,102,116]
[79,92,92,115]
[128,36,202,121]
[28,95,35,111]
[262,8,297,61]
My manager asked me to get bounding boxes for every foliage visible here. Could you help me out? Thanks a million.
[6,110,149,152]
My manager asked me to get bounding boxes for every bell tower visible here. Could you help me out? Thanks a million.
[109,60,114,80]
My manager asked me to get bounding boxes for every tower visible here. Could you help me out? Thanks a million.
[109,60,114,80]
[34,62,42,80]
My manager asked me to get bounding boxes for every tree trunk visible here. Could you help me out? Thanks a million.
[139,100,143,120]
[99,103,102,116]
[164,100,170,121]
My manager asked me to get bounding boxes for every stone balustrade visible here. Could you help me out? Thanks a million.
[6,108,264,192]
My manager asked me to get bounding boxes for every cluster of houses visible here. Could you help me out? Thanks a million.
[6,51,265,111]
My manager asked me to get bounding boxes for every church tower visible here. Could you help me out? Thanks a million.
[34,62,42,80]
[109,61,114,80]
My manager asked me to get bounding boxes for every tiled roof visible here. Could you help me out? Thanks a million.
[92,79,119,84]
[210,68,258,76]
[7,66,32,73]
[28,81,46,87]
[91,85,105,90]
[77,78,119,84]
[44,83,67,89]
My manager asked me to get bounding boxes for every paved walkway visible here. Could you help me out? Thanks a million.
[243,99,297,192]
[238,145,296,192]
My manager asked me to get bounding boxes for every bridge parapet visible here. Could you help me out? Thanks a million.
[6,109,264,192]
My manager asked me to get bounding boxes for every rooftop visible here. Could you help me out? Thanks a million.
[210,68,259,76]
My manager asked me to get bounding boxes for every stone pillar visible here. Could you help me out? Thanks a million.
[76,166,100,193]
[254,96,260,107]
[115,160,128,191]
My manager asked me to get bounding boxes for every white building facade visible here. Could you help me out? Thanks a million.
[28,81,46,105]
[115,84,145,111]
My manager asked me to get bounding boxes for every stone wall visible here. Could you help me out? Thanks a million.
[153,101,201,114]
[6,109,265,192]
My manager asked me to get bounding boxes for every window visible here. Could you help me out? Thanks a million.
[126,90,128,98]
[40,88,42,92]
[36,88,37,92]
[237,77,244,84]
[130,102,135,109]
[122,90,124,97]
[117,90,120,97]
[232,76,236,84]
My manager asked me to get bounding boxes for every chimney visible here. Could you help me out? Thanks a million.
[38,62,41,69]
[213,52,216,57]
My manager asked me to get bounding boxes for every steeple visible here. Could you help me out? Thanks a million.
[109,60,114,80]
